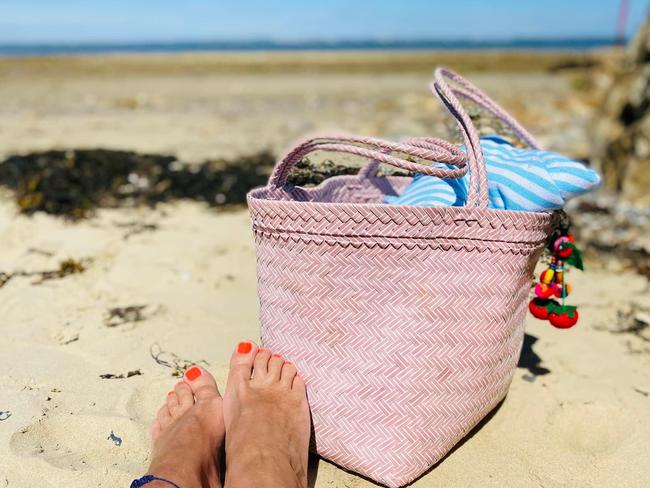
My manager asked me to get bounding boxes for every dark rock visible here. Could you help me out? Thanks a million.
[591,18,650,206]
[566,192,650,278]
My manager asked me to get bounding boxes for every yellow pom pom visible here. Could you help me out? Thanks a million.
[540,269,555,284]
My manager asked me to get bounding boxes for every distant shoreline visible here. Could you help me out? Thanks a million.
[0,37,622,57]
[0,49,618,79]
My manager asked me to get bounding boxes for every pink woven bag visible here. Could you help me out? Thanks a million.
[247,68,558,487]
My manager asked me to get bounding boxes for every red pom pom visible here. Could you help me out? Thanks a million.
[549,308,579,329]
[557,244,573,259]
[529,298,556,320]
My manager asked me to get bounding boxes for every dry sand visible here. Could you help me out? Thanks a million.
[0,52,649,487]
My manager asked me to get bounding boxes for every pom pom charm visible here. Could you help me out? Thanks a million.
[557,243,573,259]
[529,299,578,328]
[553,236,569,252]
[552,282,571,298]
[529,298,559,320]
[540,269,555,284]
[549,305,579,329]
[529,216,582,329]
[535,283,555,299]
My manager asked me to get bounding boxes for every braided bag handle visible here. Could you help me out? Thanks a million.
[267,134,468,189]
[434,68,540,150]
[431,67,541,208]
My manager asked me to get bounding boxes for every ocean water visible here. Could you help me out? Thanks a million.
[0,38,621,57]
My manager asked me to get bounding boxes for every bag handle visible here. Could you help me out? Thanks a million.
[357,136,465,179]
[267,134,467,189]
[434,68,540,149]
[431,67,540,207]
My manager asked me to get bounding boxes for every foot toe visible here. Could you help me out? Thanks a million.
[267,353,284,381]
[252,347,272,383]
[166,390,179,414]
[280,361,297,388]
[150,419,162,441]
[157,404,172,429]
[174,380,194,411]
[183,365,221,403]
[227,340,258,384]
[292,373,307,397]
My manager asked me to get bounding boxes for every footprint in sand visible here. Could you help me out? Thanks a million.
[548,402,631,455]
[9,413,147,472]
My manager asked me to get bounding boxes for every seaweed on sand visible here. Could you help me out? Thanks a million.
[0,258,88,289]
[99,369,143,380]
[0,149,276,219]
[150,343,209,378]
[104,305,149,327]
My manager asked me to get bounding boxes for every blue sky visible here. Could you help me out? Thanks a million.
[0,0,647,44]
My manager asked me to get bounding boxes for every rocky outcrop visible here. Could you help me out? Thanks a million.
[591,18,650,205]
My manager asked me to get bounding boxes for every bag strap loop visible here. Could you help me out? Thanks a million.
[267,134,467,189]
[435,68,540,150]
[431,67,540,207]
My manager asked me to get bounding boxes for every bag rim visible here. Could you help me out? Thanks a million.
[249,186,557,220]
[248,180,559,229]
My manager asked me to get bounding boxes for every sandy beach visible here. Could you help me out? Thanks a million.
[1,51,649,487]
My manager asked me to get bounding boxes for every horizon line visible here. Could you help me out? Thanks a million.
[0,35,624,47]
[0,36,625,57]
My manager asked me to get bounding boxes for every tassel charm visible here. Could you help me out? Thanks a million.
[528,218,584,329]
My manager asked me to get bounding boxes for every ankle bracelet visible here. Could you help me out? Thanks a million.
[130,475,181,487]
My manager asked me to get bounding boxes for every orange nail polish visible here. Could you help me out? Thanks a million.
[237,342,252,354]
[284,361,292,366]
[272,353,282,359]
[185,366,202,381]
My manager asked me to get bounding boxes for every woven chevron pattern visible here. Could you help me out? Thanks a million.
[246,68,558,487]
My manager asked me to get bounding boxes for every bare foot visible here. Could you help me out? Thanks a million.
[146,366,225,488]
[223,341,311,488]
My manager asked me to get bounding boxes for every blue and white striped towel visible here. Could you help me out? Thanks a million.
[384,135,600,211]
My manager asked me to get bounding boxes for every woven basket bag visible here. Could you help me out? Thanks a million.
[247,68,558,487]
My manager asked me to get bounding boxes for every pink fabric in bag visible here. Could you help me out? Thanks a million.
[247,68,558,487]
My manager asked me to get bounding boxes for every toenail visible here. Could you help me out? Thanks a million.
[284,361,292,365]
[272,353,282,359]
[237,341,252,354]
[185,366,202,381]
[167,391,174,396]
